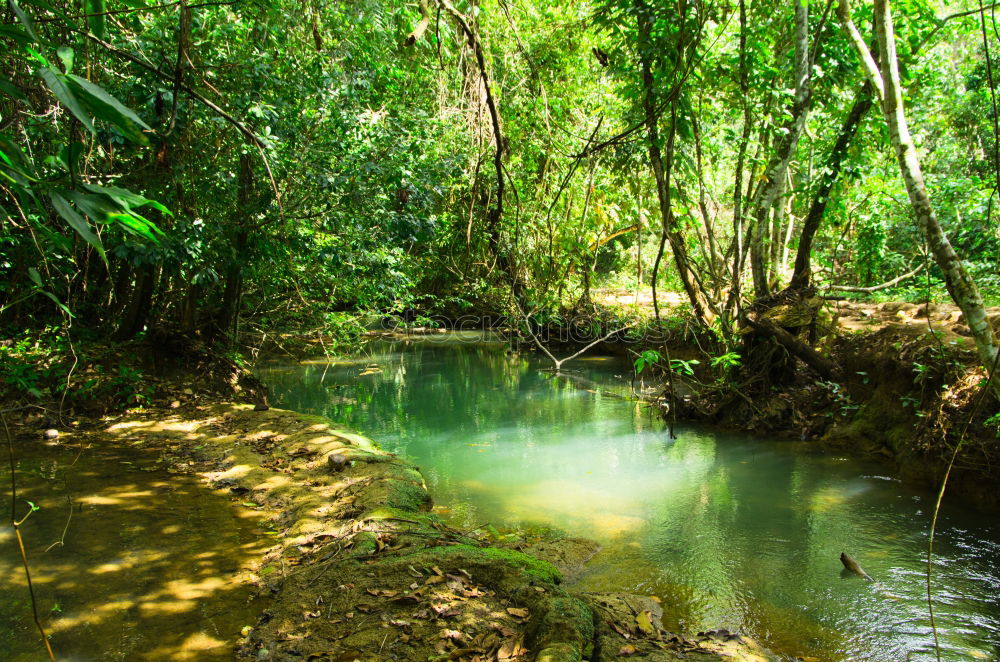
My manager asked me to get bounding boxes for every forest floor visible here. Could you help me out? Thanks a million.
[594,286,1000,340]
[594,287,1000,509]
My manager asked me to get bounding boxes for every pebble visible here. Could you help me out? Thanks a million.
[42,429,59,440]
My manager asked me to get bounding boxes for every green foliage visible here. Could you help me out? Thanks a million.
[633,349,662,374]
[1,0,998,353]
[985,411,1000,438]
[709,352,741,371]
[669,358,700,377]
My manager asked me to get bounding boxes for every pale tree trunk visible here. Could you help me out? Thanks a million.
[838,0,999,391]
[779,170,797,280]
[768,171,790,288]
[749,0,812,299]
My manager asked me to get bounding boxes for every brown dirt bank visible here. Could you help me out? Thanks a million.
[9,398,779,661]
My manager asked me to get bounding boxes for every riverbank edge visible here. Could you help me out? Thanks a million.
[584,322,999,511]
[91,400,778,662]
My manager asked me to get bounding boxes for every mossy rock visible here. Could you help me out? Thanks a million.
[530,595,594,660]
[398,544,562,587]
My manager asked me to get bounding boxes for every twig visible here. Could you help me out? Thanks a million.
[44,495,73,552]
[2,412,56,661]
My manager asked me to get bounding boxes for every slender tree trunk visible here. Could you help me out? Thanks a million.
[637,0,712,327]
[180,282,200,333]
[116,265,156,339]
[692,109,724,290]
[218,151,253,340]
[790,83,872,288]
[768,173,788,288]
[726,0,753,316]
[838,0,999,389]
[749,0,812,299]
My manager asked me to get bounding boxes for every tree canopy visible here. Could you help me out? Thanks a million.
[2,0,998,362]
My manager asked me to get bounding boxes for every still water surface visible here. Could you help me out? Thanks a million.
[259,333,1000,661]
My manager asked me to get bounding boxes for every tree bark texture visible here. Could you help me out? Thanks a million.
[749,0,812,299]
[839,0,999,387]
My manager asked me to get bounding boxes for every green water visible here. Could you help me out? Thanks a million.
[0,436,267,661]
[259,333,1000,661]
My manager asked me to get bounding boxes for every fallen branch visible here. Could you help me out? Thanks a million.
[824,263,923,293]
[744,315,836,380]
[521,320,634,372]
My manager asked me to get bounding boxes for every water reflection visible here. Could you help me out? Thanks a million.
[259,335,1000,661]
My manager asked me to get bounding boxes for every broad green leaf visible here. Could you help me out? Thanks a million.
[66,190,116,220]
[108,213,160,242]
[24,47,50,67]
[27,267,42,286]
[37,68,95,134]
[66,74,150,144]
[8,0,40,44]
[58,141,85,173]
[34,222,74,254]
[0,164,35,188]
[56,46,74,74]
[0,25,35,48]
[66,190,162,241]
[0,134,33,169]
[49,190,106,262]
[41,290,74,317]
[83,183,172,217]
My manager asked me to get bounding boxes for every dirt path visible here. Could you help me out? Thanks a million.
[595,287,1000,342]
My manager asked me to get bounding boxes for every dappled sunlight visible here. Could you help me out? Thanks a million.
[209,462,255,481]
[0,428,268,661]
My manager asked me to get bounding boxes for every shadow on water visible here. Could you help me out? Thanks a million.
[259,334,1000,661]
[0,433,267,661]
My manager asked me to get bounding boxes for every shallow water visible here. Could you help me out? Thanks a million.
[259,334,1000,661]
[0,434,267,661]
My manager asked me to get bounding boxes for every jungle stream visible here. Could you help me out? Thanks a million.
[258,333,1000,662]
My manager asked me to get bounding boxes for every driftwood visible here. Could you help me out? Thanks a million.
[521,322,634,373]
[840,552,874,582]
[824,263,923,293]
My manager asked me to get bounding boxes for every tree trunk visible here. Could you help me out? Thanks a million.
[218,150,253,340]
[749,0,812,299]
[637,0,713,327]
[790,84,872,288]
[838,0,999,390]
[116,264,156,339]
